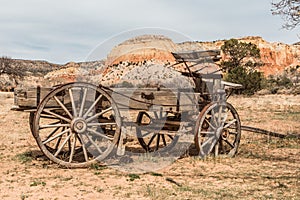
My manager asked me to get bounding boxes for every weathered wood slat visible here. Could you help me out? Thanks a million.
[14,87,200,112]
[14,87,53,108]
[172,50,221,62]
[110,88,199,112]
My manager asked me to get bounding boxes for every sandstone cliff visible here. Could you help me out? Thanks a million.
[178,36,300,76]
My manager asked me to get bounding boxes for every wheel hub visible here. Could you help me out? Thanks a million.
[71,118,87,134]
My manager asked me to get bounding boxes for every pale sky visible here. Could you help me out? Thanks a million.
[0,0,298,64]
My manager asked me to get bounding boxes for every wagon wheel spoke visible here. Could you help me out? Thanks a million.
[155,134,161,151]
[199,131,215,136]
[39,120,60,126]
[79,88,88,117]
[162,134,167,146]
[144,132,153,138]
[223,138,235,149]
[77,133,89,162]
[87,122,117,127]
[43,127,61,142]
[67,131,72,153]
[83,94,103,119]
[54,130,72,157]
[220,139,226,154]
[200,136,217,156]
[69,133,77,162]
[218,105,223,125]
[87,128,114,141]
[43,109,71,123]
[85,133,103,154]
[154,111,159,120]
[211,109,218,127]
[40,114,61,120]
[139,131,152,138]
[223,119,237,129]
[204,118,216,129]
[42,128,71,145]
[39,123,70,129]
[201,135,215,147]
[167,135,174,140]
[68,88,78,117]
[86,107,113,122]
[54,134,63,151]
[214,140,219,157]
[53,96,73,119]
[147,134,157,148]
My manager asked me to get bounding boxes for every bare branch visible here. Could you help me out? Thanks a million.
[0,56,24,77]
[272,0,300,29]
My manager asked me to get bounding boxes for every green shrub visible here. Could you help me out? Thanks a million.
[262,74,293,94]
[220,39,264,95]
[224,66,264,95]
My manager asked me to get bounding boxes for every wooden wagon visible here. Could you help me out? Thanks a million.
[13,50,242,168]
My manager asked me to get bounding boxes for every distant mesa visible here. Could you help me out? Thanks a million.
[106,35,178,66]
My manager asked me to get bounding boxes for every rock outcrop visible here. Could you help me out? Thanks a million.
[0,59,60,91]
[101,35,221,86]
[1,35,299,91]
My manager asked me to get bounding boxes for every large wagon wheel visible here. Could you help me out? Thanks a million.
[194,102,241,157]
[136,110,179,153]
[32,82,121,168]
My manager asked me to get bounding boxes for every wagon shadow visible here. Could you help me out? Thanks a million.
[30,149,50,161]
[239,148,300,163]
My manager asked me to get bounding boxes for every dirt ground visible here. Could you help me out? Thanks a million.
[0,92,299,200]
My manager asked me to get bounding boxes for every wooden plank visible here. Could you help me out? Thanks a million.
[14,87,53,108]
[110,88,199,112]
[14,86,200,112]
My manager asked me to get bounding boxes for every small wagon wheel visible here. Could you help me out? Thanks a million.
[32,82,121,168]
[194,102,241,157]
[136,110,179,152]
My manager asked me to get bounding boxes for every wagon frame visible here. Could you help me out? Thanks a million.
[13,49,242,168]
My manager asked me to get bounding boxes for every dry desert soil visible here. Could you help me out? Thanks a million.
[0,92,299,200]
